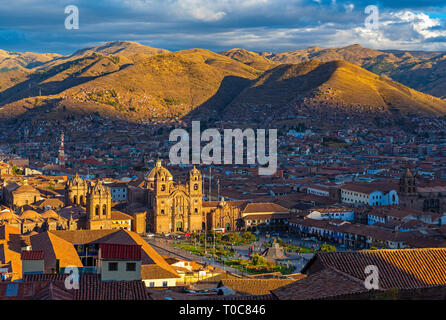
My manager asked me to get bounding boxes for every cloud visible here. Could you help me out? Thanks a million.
[0,0,445,53]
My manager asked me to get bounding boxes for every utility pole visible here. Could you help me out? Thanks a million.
[208,167,212,201]
[217,179,220,201]
[203,173,207,254]
[213,232,216,259]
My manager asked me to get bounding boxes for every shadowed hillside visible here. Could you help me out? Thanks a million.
[0,41,446,124]
[0,45,261,121]
[222,60,446,118]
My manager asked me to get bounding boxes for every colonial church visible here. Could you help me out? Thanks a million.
[128,160,247,234]
[128,160,203,233]
[399,167,446,214]
[127,160,290,234]
[65,174,125,230]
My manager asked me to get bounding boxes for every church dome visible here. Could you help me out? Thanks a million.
[41,209,63,221]
[146,159,173,182]
[0,210,20,223]
[20,210,43,222]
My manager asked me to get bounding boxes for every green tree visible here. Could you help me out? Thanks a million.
[12,165,23,175]
[319,243,336,253]
[242,232,255,243]
[252,253,266,266]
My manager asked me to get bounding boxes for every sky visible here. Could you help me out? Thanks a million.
[1,0,446,54]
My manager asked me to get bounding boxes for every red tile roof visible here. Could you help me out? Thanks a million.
[304,248,446,290]
[272,267,367,300]
[22,274,151,300]
[99,243,141,260]
[21,250,44,260]
[76,274,150,300]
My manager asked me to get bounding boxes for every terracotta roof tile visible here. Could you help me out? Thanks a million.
[272,267,367,300]
[305,248,446,290]
[21,250,44,260]
[99,243,141,260]
[219,279,298,296]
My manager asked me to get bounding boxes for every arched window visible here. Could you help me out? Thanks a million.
[95,205,100,216]
[73,195,78,204]
[80,195,84,205]
[103,204,107,215]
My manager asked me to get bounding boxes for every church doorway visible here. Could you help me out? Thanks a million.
[176,221,183,232]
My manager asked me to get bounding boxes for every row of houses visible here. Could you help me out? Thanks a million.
[0,225,221,288]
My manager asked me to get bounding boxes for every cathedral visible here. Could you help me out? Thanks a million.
[129,160,204,233]
[128,160,244,234]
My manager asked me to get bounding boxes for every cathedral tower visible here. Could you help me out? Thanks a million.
[65,173,88,206]
[86,180,112,230]
[399,167,417,196]
[188,165,203,230]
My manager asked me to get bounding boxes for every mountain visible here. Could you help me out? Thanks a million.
[384,54,446,99]
[259,44,395,65]
[0,49,61,93]
[220,48,277,71]
[0,44,260,121]
[71,41,170,58]
[260,44,446,99]
[0,41,446,124]
[222,60,446,119]
[0,49,60,71]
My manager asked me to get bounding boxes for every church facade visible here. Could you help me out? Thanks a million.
[65,176,124,231]
[399,168,446,214]
[129,160,205,234]
[128,160,244,234]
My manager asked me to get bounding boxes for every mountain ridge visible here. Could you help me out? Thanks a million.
[0,41,446,123]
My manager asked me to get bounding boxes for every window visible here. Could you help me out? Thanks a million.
[194,184,198,190]
[150,282,155,287]
[108,262,118,271]
[163,281,168,287]
[126,262,136,271]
